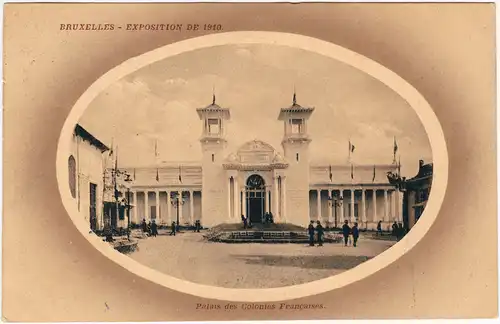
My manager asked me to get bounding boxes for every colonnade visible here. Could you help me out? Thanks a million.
[128,189,200,225]
[311,187,403,226]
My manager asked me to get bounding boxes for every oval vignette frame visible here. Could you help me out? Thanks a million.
[56,31,449,302]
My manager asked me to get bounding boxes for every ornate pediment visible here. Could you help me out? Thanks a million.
[223,139,289,170]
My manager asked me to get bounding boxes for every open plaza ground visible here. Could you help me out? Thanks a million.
[128,230,396,288]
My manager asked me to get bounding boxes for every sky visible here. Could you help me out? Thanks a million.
[79,43,432,177]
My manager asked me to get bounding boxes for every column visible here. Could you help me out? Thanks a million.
[178,191,183,224]
[155,190,160,223]
[384,189,389,222]
[132,190,138,223]
[190,190,194,224]
[398,190,403,223]
[328,190,333,224]
[350,189,355,222]
[264,187,269,213]
[282,176,287,222]
[361,188,367,224]
[241,188,247,219]
[391,190,397,221]
[372,189,377,222]
[227,178,232,220]
[167,190,171,223]
[273,176,279,219]
[234,178,239,220]
[339,190,344,223]
[143,191,149,221]
[316,189,322,221]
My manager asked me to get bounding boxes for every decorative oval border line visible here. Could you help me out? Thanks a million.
[56,31,448,302]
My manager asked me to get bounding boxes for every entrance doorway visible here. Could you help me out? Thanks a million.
[245,174,265,223]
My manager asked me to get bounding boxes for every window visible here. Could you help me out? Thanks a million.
[207,118,220,135]
[212,154,215,162]
[290,118,303,134]
[68,155,76,198]
[296,153,299,161]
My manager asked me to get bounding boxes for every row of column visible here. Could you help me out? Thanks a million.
[129,189,198,225]
[313,188,403,224]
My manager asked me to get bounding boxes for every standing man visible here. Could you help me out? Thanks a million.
[242,214,248,229]
[316,220,324,247]
[308,221,315,246]
[391,221,398,238]
[352,222,360,247]
[342,220,351,247]
[377,220,383,236]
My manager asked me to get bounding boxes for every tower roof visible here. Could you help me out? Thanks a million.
[278,92,314,119]
[196,94,230,119]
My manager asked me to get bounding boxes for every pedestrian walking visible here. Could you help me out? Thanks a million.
[377,220,382,236]
[147,221,152,236]
[141,219,148,233]
[352,222,359,247]
[151,220,158,237]
[308,221,315,246]
[316,220,324,246]
[342,220,351,247]
[169,221,176,236]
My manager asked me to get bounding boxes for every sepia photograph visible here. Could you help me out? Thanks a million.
[67,43,433,289]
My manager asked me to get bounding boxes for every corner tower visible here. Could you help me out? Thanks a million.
[278,92,314,225]
[197,94,231,226]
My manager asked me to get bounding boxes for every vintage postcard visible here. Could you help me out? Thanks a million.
[3,2,497,321]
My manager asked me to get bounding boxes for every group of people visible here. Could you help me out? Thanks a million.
[342,220,360,247]
[307,220,325,246]
[391,221,407,241]
[168,219,202,236]
[241,212,275,229]
[141,219,158,237]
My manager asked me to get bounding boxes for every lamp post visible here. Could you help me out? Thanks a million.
[124,174,133,240]
[328,195,343,229]
[170,191,185,232]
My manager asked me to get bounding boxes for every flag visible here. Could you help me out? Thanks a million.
[350,164,354,179]
[393,137,398,163]
[178,165,182,183]
[349,140,355,153]
[109,137,114,157]
[154,140,158,158]
[329,165,332,181]
[156,168,159,182]
[372,165,376,182]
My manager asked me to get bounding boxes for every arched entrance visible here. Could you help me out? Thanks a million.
[245,174,266,223]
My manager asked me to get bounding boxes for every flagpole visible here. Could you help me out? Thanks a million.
[348,139,351,163]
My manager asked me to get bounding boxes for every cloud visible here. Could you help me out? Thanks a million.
[79,43,432,176]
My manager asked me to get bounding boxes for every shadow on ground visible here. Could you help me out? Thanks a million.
[230,254,372,270]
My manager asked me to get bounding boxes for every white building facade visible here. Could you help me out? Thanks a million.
[114,97,403,230]
[68,124,110,231]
